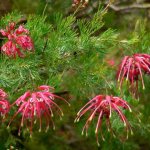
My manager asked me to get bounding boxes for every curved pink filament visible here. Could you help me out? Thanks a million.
[37,92,63,116]
[95,110,103,145]
[117,56,129,81]
[82,101,105,135]
[8,102,27,127]
[126,58,133,81]
[119,68,128,88]
[135,62,145,89]
[76,103,96,121]
[106,95,112,117]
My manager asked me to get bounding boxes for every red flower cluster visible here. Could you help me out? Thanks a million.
[0,22,34,58]
[72,0,89,7]
[0,89,10,118]
[8,85,70,136]
[117,54,150,94]
[75,95,132,146]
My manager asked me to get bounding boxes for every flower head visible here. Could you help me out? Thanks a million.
[75,95,132,146]
[8,85,70,136]
[0,22,34,58]
[0,89,10,118]
[117,54,150,95]
[1,41,24,58]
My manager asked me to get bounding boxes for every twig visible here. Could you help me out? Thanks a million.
[108,3,150,11]
[16,17,27,25]
[102,0,112,13]
[42,38,48,52]
[42,2,48,16]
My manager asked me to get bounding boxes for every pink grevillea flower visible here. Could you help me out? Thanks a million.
[117,54,150,94]
[0,89,10,117]
[0,100,10,117]
[75,95,132,146]
[0,89,7,99]
[72,0,89,7]
[0,22,34,58]
[8,85,70,136]
[1,41,24,58]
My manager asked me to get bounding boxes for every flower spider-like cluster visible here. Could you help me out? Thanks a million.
[0,89,10,118]
[0,22,34,58]
[72,0,89,7]
[75,95,132,146]
[117,54,150,95]
[8,85,70,136]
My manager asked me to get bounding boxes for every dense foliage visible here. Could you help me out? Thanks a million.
[0,1,150,150]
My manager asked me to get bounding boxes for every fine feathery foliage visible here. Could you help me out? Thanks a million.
[0,9,150,149]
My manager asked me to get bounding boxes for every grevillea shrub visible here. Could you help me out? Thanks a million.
[0,22,34,58]
[0,8,149,150]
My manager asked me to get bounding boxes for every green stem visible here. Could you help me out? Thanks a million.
[42,2,48,16]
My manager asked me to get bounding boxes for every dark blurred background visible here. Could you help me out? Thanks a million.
[0,0,150,29]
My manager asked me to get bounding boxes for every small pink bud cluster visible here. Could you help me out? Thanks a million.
[8,85,70,136]
[0,22,34,58]
[72,0,89,7]
[106,59,115,67]
[75,95,132,146]
[117,54,150,94]
[0,89,10,118]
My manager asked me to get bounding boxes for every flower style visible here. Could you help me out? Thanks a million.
[72,0,89,7]
[0,89,10,118]
[75,95,132,146]
[0,22,34,58]
[8,85,70,136]
[117,54,150,94]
